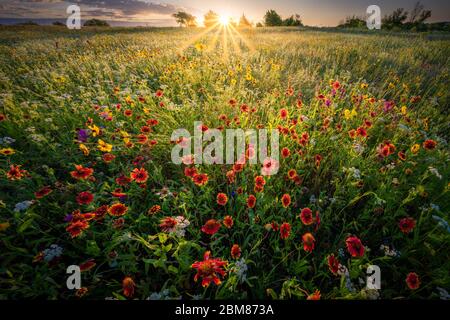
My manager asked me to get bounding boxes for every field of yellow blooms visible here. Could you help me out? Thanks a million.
[0,26,449,300]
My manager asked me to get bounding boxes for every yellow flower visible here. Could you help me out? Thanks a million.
[143,107,150,114]
[230,79,237,86]
[388,82,395,89]
[98,139,112,152]
[0,148,15,156]
[360,83,368,89]
[195,43,205,51]
[89,125,100,137]
[411,144,420,154]
[344,109,357,120]
[79,144,90,156]
[401,106,407,115]
[245,73,253,81]
[0,222,10,232]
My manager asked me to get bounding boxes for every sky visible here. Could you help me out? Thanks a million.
[0,0,449,26]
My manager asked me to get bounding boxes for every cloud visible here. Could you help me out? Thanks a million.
[0,0,191,21]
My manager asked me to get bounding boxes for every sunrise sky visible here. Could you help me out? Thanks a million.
[0,0,449,26]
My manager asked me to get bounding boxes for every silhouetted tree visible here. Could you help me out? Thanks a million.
[282,14,302,26]
[264,10,282,26]
[338,15,365,28]
[203,10,219,27]
[238,14,252,28]
[83,19,110,27]
[172,11,197,27]
[383,8,408,28]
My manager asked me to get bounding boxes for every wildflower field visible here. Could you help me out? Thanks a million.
[0,26,449,300]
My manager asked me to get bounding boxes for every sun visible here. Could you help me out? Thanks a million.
[219,14,230,26]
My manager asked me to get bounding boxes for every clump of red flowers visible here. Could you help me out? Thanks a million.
[191,251,228,287]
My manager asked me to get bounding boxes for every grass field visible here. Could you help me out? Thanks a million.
[0,26,449,299]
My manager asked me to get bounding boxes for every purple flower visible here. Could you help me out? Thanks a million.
[383,101,394,113]
[64,214,73,222]
[77,129,88,142]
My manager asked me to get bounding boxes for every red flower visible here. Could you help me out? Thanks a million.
[287,169,297,180]
[216,193,228,206]
[192,173,208,186]
[191,251,228,288]
[115,175,131,186]
[345,236,365,258]
[111,188,126,198]
[148,205,161,215]
[254,175,266,188]
[406,272,420,290]
[307,289,321,300]
[122,276,136,298]
[356,126,367,137]
[70,165,93,180]
[102,153,116,163]
[280,222,291,240]
[302,232,315,252]
[281,147,291,158]
[0,114,6,121]
[184,167,197,178]
[423,139,437,150]
[280,108,288,119]
[155,89,164,97]
[327,254,340,275]
[130,167,149,184]
[201,219,221,235]
[108,203,128,217]
[94,205,108,220]
[398,151,406,161]
[35,186,52,199]
[231,244,241,259]
[76,191,94,205]
[398,217,416,234]
[281,194,291,208]
[247,195,256,209]
[160,217,178,232]
[66,220,89,238]
[223,216,233,229]
[299,208,314,225]
[79,259,96,272]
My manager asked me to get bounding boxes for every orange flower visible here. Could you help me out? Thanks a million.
[191,251,228,288]
[108,203,128,217]
[216,193,228,206]
[148,205,161,215]
[281,194,291,208]
[302,232,315,252]
[122,276,136,298]
[307,289,321,300]
[201,219,221,235]
[192,173,208,186]
[223,215,233,229]
[6,164,27,180]
[159,217,178,232]
[66,220,89,238]
[406,272,420,290]
[70,165,94,180]
[423,139,437,150]
[231,244,241,259]
[287,169,297,180]
[247,195,256,209]
[130,167,149,184]
[102,153,116,163]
